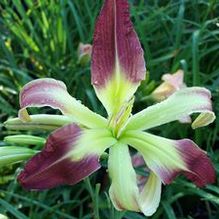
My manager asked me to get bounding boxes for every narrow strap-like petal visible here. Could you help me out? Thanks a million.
[19,78,107,128]
[108,143,162,216]
[108,143,139,211]
[91,0,146,116]
[139,172,162,216]
[126,87,215,131]
[18,124,116,190]
[122,131,215,187]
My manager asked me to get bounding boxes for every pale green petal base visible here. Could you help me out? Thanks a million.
[120,130,187,174]
[94,73,139,118]
[69,128,117,161]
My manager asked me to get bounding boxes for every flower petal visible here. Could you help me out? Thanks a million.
[18,124,115,190]
[19,78,107,128]
[91,0,146,116]
[108,143,162,216]
[126,87,215,131]
[151,82,175,102]
[178,115,192,124]
[139,172,162,216]
[108,143,139,211]
[122,131,215,187]
[162,69,185,90]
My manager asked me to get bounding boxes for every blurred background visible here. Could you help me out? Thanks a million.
[0,0,219,218]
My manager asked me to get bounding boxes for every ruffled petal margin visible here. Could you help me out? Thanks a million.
[18,124,116,190]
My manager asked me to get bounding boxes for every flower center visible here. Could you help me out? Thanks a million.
[108,97,134,138]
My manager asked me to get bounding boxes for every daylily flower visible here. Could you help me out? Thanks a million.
[151,70,191,123]
[77,43,92,65]
[151,69,186,102]
[6,0,216,216]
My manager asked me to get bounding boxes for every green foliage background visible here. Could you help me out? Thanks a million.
[0,0,219,218]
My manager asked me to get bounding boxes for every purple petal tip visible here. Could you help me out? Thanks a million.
[18,124,100,190]
[91,0,146,87]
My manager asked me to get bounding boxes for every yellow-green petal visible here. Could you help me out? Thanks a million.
[126,87,215,131]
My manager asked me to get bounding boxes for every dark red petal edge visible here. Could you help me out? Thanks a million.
[156,140,215,187]
[18,124,100,190]
[178,139,215,187]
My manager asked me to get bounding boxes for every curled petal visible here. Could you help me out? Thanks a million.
[126,87,215,131]
[20,78,72,115]
[192,112,215,129]
[19,78,107,128]
[108,143,162,216]
[122,131,215,187]
[91,0,146,116]
[18,124,115,190]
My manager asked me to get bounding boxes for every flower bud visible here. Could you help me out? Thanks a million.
[77,43,92,66]
[152,70,186,102]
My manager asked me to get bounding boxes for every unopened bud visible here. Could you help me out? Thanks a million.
[4,135,45,146]
[77,43,92,66]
